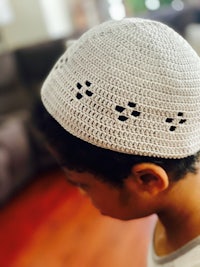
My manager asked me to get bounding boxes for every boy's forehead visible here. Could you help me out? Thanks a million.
[41,18,200,160]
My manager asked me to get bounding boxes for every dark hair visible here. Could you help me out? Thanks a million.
[32,98,200,187]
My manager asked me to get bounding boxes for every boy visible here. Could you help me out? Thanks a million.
[35,18,200,266]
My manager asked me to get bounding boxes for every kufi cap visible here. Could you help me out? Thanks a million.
[41,18,200,159]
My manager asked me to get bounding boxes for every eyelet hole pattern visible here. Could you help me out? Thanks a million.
[75,80,93,100]
[115,101,141,122]
[165,112,187,131]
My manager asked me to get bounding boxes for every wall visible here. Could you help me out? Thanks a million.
[1,0,48,52]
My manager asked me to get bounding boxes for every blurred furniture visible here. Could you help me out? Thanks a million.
[0,39,66,203]
[0,114,58,205]
[0,38,66,114]
[14,39,66,90]
[0,52,26,114]
[0,52,19,91]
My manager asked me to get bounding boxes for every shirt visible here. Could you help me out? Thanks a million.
[148,236,200,267]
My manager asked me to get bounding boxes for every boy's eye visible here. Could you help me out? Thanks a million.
[63,171,90,191]
[77,183,89,191]
[65,177,89,190]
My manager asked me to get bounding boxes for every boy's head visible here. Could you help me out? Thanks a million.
[36,18,200,219]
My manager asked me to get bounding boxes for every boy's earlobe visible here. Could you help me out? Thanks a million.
[131,163,169,196]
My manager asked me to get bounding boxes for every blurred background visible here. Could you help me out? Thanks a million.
[0,0,200,266]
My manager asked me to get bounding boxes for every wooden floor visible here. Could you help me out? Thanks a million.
[0,169,156,267]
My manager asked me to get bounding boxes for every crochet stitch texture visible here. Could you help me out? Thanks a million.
[41,18,200,158]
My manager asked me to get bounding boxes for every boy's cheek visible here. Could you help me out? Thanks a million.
[78,188,87,196]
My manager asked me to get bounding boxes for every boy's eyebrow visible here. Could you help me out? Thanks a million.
[62,170,76,185]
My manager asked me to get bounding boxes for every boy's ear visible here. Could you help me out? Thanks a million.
[128,163,169,196]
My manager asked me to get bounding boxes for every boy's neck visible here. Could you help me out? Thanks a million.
[154,170,200,256]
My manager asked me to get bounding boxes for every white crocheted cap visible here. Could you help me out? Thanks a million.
[41,18,200,159]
